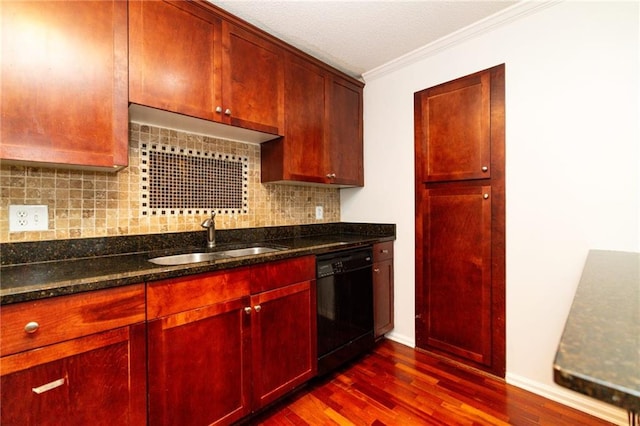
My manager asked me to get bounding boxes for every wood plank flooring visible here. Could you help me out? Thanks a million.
[250,339,614,425]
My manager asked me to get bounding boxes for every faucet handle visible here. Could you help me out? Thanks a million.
[201,211,216,228]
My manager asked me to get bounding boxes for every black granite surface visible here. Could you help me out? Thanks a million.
[553,250,640,413]
[0,222,395,305]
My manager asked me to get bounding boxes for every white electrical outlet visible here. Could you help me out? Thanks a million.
[9,205,49,232]
[315,205,324,220]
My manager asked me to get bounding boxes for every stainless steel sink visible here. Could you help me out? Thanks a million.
[148,252,231,266]
[148,246,286,266]
[221,246,283,257]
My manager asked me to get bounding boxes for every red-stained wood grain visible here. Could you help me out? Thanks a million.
[250,340,614,426]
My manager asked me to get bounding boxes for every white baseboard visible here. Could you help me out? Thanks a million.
[384,332,415,348]
[506,373,628,426]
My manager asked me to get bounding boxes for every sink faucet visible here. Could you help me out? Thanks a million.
[201,212,216,248]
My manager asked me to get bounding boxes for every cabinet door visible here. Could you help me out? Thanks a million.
[414,70,491,183]
[373,258,394,339]
[1,0,128,170]
[223,23,284,135]
[148,297,251,426]
[262,54,326,183]
[1,325,146,426]
[417,185,492,367]
[251,281,316,409]
[326,76,364,186]
[129,0,221,122]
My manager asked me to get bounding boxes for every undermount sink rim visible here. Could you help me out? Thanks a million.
[147,245,287,266]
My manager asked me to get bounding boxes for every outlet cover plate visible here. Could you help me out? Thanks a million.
[315,205,324,220]
[9,205,49,232]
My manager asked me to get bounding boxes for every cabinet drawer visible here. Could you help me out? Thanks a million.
[147,267,251,319]
[373,241,394,262]
[251,256,315,293]
[0,284,145,357]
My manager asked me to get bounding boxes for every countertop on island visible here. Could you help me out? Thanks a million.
[553,250,640,413]
[0,222,395,305]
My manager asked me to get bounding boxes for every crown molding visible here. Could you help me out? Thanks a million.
[362,0,560,82]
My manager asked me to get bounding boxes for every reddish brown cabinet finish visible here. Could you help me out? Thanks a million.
[0,0,128,170]
[373,241,394,339]
[415,64,505,377]
[250,279,316,408]
[129,0,283,136]
[0,286,146,425]
[224,23,284,135]
[146,268,252,426]
[146,257,316,424]
[326,75,364,186]
[129,0,221,123]
[414,70,491,183]
[421,186,492,365]
[261,52,364,186]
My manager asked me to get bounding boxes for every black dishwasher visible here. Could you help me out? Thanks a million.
[316,247,374,376]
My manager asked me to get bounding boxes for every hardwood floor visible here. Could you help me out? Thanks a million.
[250,339,614,426]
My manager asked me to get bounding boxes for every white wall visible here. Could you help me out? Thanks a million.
[341,1,639,423]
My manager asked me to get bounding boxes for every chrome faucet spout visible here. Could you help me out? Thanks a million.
[201,212,217,248]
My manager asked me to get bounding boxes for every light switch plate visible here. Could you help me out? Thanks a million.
[9,205,49,232]
[315,205,324,220]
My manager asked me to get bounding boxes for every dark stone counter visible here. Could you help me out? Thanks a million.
[553,250,640,414]
[0,222,395,305]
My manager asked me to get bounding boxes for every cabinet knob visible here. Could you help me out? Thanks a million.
[244,307,252,315]
[374,268,380,273]
[481,166,488,172]
[24,321,39,334]
[326,173,336,179]
[224,108,232,116]
[381,249,389,254]
[483,193,489,199]
[215,106,222,113]
[254,305,262,312]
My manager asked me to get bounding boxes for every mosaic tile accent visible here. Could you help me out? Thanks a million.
[0,123,340,243]
[141,143,248,215]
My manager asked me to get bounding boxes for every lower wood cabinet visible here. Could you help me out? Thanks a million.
[373,241,394,339]
[0,285,146,425]
[146,256,316,425]
[251,257,316,409]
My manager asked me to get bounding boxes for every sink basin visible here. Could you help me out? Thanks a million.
[221,246,283,257]
[148,252,231,266]
[148,246,286,266]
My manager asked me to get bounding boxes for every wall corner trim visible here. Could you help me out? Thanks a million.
[362,0,560,83]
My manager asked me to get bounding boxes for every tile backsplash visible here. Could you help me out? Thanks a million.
[0,123,340,243]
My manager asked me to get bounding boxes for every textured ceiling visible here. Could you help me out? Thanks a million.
[210,0,518,78]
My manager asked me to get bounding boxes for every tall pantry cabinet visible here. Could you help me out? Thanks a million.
[414,64,505,377]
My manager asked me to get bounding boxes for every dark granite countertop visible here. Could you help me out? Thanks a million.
[0,222,395,305]
[553,250,640,413]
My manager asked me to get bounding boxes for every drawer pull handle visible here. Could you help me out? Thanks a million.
[24,321,39,334]
[381,249,389,254]
[32,378,65,394]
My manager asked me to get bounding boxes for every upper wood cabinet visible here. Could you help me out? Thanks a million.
[128,0,221,123]
[414,69,491,183]
[0,0,128,171]
[224,23,284,135]
[261,52,364,186]
[129,0,284,136]
[326,75,364,186]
